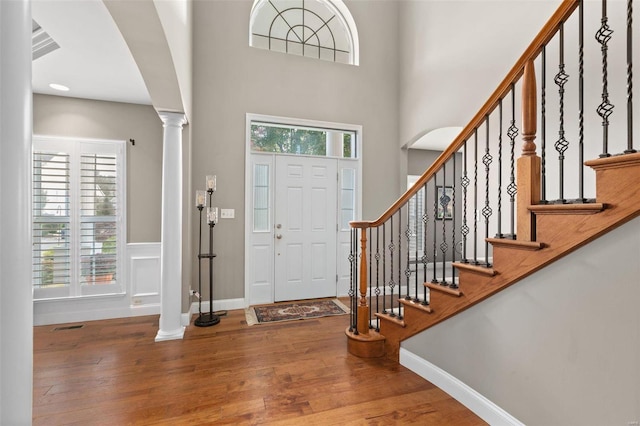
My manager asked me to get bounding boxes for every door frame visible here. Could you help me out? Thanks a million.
[244,113,362,307]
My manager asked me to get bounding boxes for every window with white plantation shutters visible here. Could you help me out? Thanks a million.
[80,153,118,286]
[33,151,72,290]
[32,136,125,300]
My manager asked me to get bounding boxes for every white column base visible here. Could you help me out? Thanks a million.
[155,326,186,342]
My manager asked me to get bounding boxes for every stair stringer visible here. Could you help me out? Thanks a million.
[376,153,640,361]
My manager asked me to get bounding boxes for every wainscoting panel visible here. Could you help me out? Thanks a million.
[128,243,161,307]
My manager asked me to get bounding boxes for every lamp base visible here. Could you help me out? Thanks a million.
[194,313,221,327]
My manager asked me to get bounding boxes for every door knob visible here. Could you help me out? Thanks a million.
[276,234,282,239]
[276,224,282,229]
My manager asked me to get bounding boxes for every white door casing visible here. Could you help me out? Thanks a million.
[244,114,362,306]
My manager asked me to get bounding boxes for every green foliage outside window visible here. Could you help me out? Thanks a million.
[251,124,327,156]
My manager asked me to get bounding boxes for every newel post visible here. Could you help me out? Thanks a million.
[350,221,370,336]
[517,60,542,241]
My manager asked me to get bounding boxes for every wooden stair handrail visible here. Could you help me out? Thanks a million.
[355,0,580,229]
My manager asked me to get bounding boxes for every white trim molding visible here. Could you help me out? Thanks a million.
[399,347,524,426]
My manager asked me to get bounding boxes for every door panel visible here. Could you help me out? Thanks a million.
[275,156,337,301]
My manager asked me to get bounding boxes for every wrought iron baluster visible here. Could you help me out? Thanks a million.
[555,22,570,203]
[375,227,380,331]
[541,46,547,202]
[596,0,614,158]
[405,203,412,301]
[626,0,636,153]
[397,210,403,319]
[440,163,449,285]
[461,141,470,261]
[422,182,429,304]
[382,222,387,315]
[483,116,493,266]
[368,227,373,328]
[350,228,358,334]
[578,0,586,202]
[507,85,518,238]
[431,176,438,283]
[496,100,504,237]
[414,189,419,302]
[473,129,479,264]
[388,216,395,317]
[348,228,354,332]
[450,154,458,290]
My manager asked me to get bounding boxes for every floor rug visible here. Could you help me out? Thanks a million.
[245,299,350,325]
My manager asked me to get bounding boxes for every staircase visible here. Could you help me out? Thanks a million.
[346,0,640,361]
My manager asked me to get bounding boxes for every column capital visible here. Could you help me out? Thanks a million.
[158,111,187,128]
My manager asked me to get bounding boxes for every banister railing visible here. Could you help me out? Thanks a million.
[348,0,636,340]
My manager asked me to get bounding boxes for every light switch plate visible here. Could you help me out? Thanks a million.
[221,208,235,219]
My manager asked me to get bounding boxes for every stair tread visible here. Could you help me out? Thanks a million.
[399,298,432,313]
[375,312,406,328]
[453,262,496,276]
[528,203,605,215]
[425,282,463,297]
[486,237,545,250]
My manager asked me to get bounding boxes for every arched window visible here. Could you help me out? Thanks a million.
[249,0,359,66]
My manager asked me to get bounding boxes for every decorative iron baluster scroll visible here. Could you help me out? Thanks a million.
[348,227,357,334]
[431,177,438,283]
[450,154,458,290]
[578,0,586,202]
[440,162,449,285]
[382,223,387,315]
[461,141,470,261]
[405,204,412,301]
[473,129,479,264]
[555,22,570,203]
[496,100,504,237]
[422,183,429,304]
[397,210,403,319]
[374,227,380,331]
[482,115,493,266]
[507,85,518,238]
[596,0,614,157]
[541,47,547,202]
[388,216,395,316]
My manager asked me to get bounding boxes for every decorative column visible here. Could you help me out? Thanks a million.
[156,111,187,342]
[517,60,541,241]
[0,0,34,422]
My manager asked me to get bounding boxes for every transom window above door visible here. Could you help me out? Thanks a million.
[250,121,357,158]
[249,0,359,65]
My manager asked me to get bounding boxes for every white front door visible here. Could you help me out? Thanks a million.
[274,155,337,301]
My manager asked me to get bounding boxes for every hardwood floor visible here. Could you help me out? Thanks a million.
[33,306,486,425]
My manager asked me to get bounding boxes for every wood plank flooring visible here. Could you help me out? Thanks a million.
[33,306,486,425]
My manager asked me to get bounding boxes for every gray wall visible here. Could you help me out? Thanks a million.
[33,94,163,243]
[191,0,401,300]
[398,1,559,147]
[408,148,440,176]
[403,216,640,425]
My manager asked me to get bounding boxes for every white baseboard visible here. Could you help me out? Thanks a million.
[399,347,523,426]
[182,298,245,326]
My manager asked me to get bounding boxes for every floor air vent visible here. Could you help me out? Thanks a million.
[53,325,84,331]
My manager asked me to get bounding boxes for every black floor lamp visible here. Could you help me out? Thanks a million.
[194,175,220,327]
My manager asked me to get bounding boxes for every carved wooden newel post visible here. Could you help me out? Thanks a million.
[351,221,370,336]
[517,60,542,241]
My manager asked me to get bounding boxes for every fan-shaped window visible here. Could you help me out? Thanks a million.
[250,0,359,65]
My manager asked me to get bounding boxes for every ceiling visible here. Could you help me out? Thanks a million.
[32,0,151,105]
